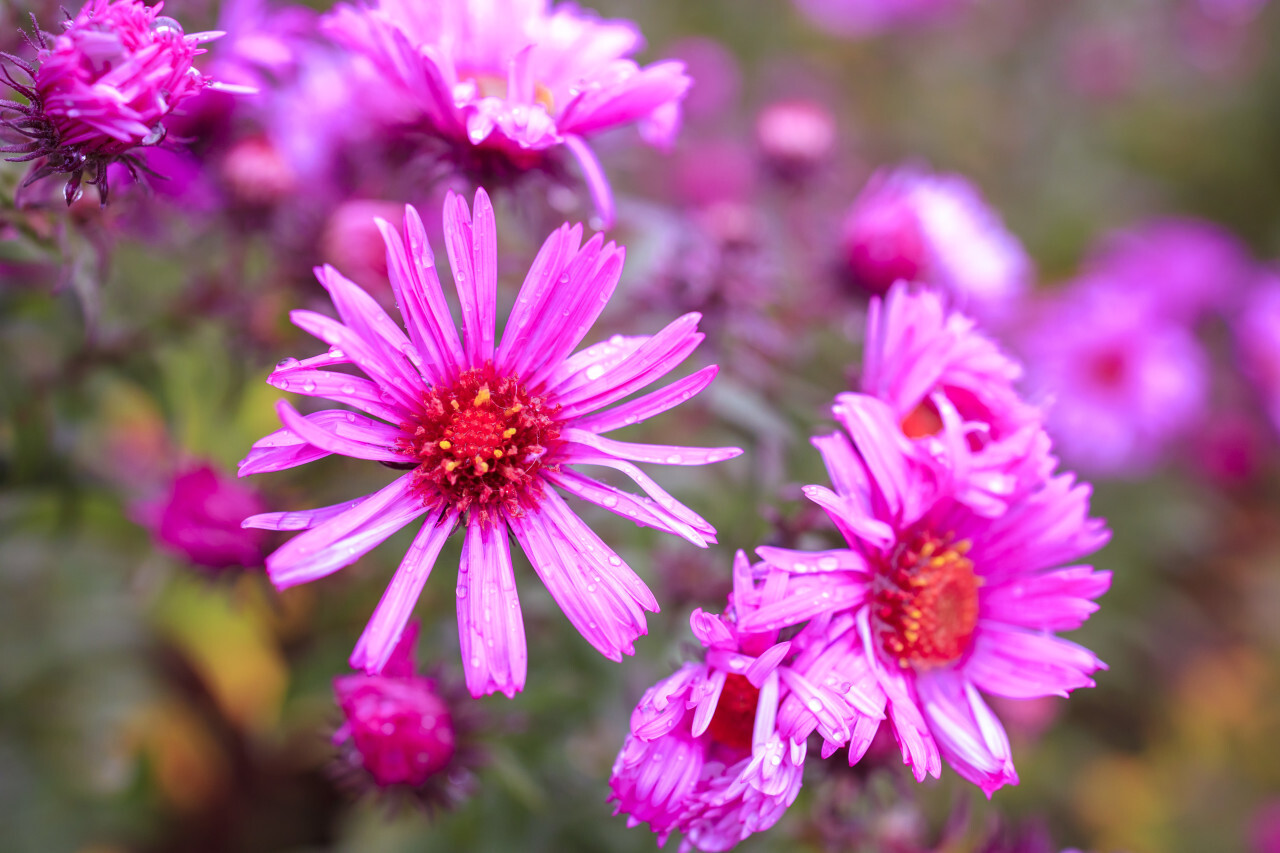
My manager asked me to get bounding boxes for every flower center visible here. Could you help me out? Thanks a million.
[705,673,759,751]
[872,532,980,669]
[400,366,560,520]
[900,399,944,438]
[463,71,556,113]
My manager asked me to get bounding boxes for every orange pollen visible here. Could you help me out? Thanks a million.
[464,71,556,113]
[398,365,560,522]
[872,531,980,669]
[705,674,759,751]
[901,399,944,439]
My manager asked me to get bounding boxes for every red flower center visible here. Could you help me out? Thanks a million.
[400,366,560,520]
[900,399,944,438]
[872,532,980,669]
[705,673,760,751]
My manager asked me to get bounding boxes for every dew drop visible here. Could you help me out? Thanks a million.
[807,699,822,713]
[728,658,745,671]
[329,347,345,359]
[608,555,622,567]
[817,556,839,571]
[585,364,605,381]
[457,586,468,598]
[151,15,184,35]
[601,495,618,508]
[665,454,683,464]
[341,383,357,395]
[276,357,299,370]
[303,380,317,393]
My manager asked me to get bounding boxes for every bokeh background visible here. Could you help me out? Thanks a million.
[2,1,1280,851]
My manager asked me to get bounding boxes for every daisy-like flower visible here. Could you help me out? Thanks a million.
[1019,277,1210,477]
[841,167,1031,326]
[322,0,691,227]
[745,394,1110,796]
[240,188,739,697]
[860,283,1051,516]
[610,552,839,852]
[0,0,234,204]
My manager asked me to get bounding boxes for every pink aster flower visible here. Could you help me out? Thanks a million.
[1234,275,1280,436]
[1019,277,1210,477]
[332,622,476,809]
[610,552,832,852]
[744,394,1110,796]
[860,283,1051,516]
[1,0,234,204]
[132,461,268,572]
[240,188,739,697]
[841,168,1031,326]
[323,0,691,227]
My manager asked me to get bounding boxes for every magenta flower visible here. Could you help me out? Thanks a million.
[1234,276,1280,435]
[841,167,1031,326]
[861,283,1051,516]
[240,188,739,697]
[323,0,691,227]
[744,394,1110,796]
[610,553,833,852]
[1,0,232,204]
[132,462,268,572]
[1019,277,1210,477]
[333,622,475,808]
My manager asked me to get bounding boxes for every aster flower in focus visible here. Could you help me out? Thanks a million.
[610,552,851,851]
[132,462,268,572]
[841,167,1031,326]
[1020,278,1210,477]
[744,394,1110,795]
[860,283,1051,516]
[241,188,740,696]
[322,0,691,227]
[1234,276,1280,435]
[0,0,234,205]
[332,622,476,809]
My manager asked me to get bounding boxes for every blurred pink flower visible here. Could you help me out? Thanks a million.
[1,0,232,203]
[609,553,821,852]
[240,189,739,696]
[1021,278,1210,477]
[747,394,1110,796]
[755,99,836,181]
[1235,276,1280,436]
[321,199,407,294]
[793,0,973,37]
[841,168,1031,325]
[323,0,691,227]
[133,462,268,571]
[861,283,1051,516]
[333,623,458,790]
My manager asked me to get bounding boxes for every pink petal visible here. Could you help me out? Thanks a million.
[456,517,527,698]
[544,468,712,546]
[574,365,720,434]
[441,189,498,367]
[562,428,741,466]
[564,134,615,229]
[981,566,1111,632]
[495,222,585,379]
[964,623,1105,699]
[915,670,1018,797]
[273,399,406,464]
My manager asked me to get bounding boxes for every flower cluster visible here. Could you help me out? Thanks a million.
[1,0,229,203]
[609,284,1111,848]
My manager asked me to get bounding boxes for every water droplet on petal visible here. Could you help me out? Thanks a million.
[817,556,839,571]
[151,15,184,35]
[585,364,605,381]
[665,454,683,464]
[303,380,317,393]
[341,383,357,395]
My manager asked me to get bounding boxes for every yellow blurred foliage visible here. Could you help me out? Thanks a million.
[127,700,231,814]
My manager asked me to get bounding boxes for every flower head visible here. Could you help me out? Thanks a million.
[745,394,1110,796]
[132,462,267,571]
[323,0,691,227]
[332,622,476,808]
[609,552,827,852]
[841,168,1030,326]
[1020,277,1210,477]
[1,0,230,204]
[240,188,739,696]
[861,283,1051,516]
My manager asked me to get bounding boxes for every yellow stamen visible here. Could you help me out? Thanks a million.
[474,386,491,407]
[439,440,452,450]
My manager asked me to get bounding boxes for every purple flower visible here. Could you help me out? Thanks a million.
[333,622,474,807]
[793,0,973,37]
[1234,276,1280,435]
[1020,278,1210,477]
[754,99,837,181]
[841,168,1031,326]
[1082,218,1255,323]
[133,462,268,571]
[860,283,1051,516]
[609,553,824,852]
[240,188,740,696]
[1,0,233,204]
[745,394,1110,796]
[322,0,691,227]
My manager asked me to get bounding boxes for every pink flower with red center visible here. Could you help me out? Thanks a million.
[132,461,268,572]
[240,188,739,697]
[610,552,855,852]
[841,168,1031,326]
[1,0,233,204]
[744,394,1110,796]
[861,283,1052,516]
[322,0,691,227]
[333,622,475,808]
